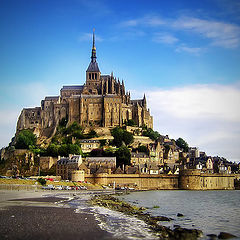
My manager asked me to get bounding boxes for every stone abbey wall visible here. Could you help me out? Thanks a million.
[84,171,235,190]
[85,173,179,190]
[178,169,235,190]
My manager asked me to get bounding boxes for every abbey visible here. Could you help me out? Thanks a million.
[17,32,153,137]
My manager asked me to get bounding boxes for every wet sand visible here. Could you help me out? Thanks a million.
[0,190,114,240]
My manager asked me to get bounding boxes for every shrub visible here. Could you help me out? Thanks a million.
[37,178,46,186]
[15,130,37,149]
[111,127,133,147]
[115,146,131,167]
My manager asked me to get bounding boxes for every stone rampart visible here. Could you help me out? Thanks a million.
[179,169,235,190]
[85,174,179,190]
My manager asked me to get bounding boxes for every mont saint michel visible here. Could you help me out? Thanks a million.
[0,31,237,191]
[17,31,153,140]
[0,0,240,239]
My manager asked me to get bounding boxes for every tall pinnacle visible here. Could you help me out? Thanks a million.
[87,28,100,72]
[91,28,97,63]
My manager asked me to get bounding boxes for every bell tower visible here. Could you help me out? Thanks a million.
[86,29,101,91]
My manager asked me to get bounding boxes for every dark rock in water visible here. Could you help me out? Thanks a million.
[173,227,203,240]
[174,225,181,228]
[177,213,184,217]
[218,232,237,239]
[152,216,173,221]
[207,234,217,239]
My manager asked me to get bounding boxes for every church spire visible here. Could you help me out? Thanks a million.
[86,28,100,73]
[91,28,97,63]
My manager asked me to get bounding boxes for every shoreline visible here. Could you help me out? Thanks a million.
[0,189,238,240]
[0,189,113,240]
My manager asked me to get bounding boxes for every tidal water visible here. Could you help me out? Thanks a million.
[120,190,240,238]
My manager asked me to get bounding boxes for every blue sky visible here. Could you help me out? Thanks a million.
[0,0,240,162]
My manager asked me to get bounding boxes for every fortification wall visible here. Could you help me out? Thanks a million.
[85,174,179,190]
[179,169,235,190]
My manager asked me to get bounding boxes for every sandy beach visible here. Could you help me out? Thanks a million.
[0,190,113,240]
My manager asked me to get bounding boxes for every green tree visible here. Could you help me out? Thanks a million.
[115,146,131,167]
[15,130,37,149]
[87,129,98,138]
[142,128,161,141]
[58,144,68,157]
[68,144,82,155]
[47,143,60,157]
[66,122,83,134]
[176,138,189,152]
[124,119,136,126]
[111,127,133,147]
[123,131,134,146]
[111,127,124,147]
[37,178,46,186]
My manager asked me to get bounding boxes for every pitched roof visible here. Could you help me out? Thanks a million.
[61,85,84,91]
[86,61,100,72]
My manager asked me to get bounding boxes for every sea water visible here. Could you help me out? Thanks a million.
[63,190,158,239]
[120,190,240,238]
[56,190,240,239]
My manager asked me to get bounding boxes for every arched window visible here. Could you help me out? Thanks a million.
[89,73,91,79]
[95,73,97,80]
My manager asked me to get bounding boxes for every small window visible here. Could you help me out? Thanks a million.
[89,73,91,80]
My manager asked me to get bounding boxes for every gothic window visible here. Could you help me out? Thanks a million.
[95,73,97,79]
[92,73,94,80]
[89,73,91,80]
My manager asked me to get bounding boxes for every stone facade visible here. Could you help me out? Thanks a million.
[178,169,235,190]
[39,156,57,170]
[16,32,153,138]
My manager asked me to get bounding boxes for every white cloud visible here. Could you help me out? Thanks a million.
[120,15,165,27]
[120,14,240,49]
[172,16,240,48]
[153,33,179,44]
[0,82,55,148]
[144,16,165,26]
[141,83,240,162]
[79,33,103,42]
[121,19,139,27]
[175,45,204,55]
[0,109,20,148]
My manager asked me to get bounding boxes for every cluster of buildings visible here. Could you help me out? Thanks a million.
[52,134,238,181]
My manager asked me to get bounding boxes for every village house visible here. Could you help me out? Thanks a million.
[79,139,100,153]
[148,141,164,165]
[163,145,180,168]
[56,155,82,180]
[39,156,57,170]
[85,156,116,174]
[131,152,150,165]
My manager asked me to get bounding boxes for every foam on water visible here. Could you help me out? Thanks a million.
[67,193,158,239]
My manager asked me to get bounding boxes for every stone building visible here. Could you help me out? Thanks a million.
[16,31,153,138]
[56,155,82,180]
[79,139,100,153]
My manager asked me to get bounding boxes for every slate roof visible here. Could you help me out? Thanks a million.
[45,96,59,101]
[86,61,100,72]
[61,85,84,90]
